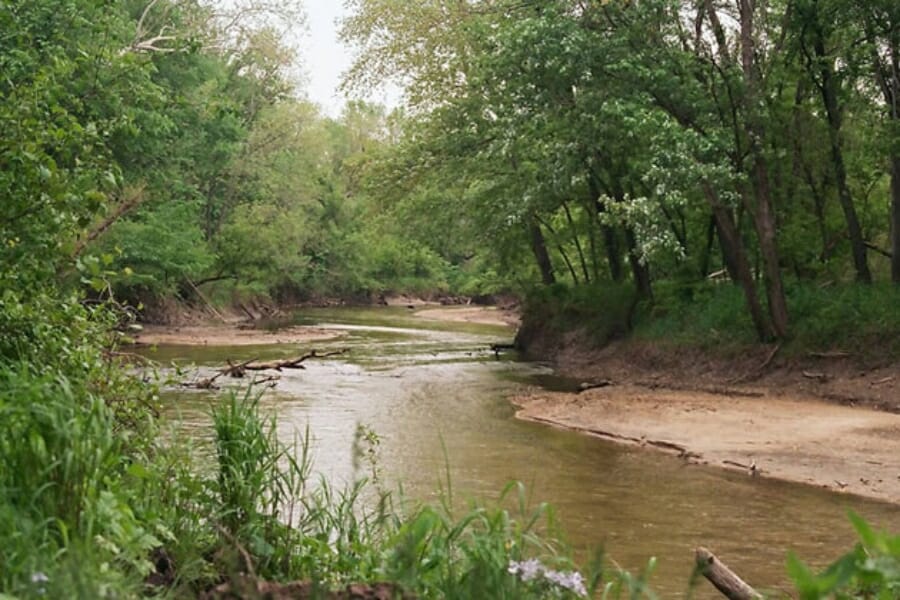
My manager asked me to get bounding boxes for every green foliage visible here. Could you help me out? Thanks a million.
[631,281,900,354]
[203,393,605,598]
[0,366,161,598]
[785,284,900,354]
[211,391,310,579]
[519,283,638,350]
[633,283,758,348]
[788,512,900,598]
[103,201,215,298]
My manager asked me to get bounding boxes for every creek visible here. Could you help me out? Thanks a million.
[148,306,900,597]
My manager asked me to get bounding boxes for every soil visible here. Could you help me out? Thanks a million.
[513,336,900,504]
[133,324,345,346]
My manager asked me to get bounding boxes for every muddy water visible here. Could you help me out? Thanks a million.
[150,307,900,597]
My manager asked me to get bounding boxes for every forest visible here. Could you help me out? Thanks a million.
[5,0,899,345]
[1,0,900,597]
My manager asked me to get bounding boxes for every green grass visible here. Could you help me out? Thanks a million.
[523,280,900,358]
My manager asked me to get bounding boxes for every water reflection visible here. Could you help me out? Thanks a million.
[148,308,900,598]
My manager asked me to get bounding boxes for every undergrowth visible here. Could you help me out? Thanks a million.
[520,281,900,357]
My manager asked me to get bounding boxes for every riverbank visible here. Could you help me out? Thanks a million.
[133,304,517,346]
[133,324,346,346]
[512,338,900,504]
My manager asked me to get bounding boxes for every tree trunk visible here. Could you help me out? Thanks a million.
[588,175,624,281]
[562,200,591,283]
[747,163,790,338]
[699,215,717,278]
[716,218,742,284]
[812,23,871,282]
[529,220,556,285]
[625,227,652,299]
[865,14,899,280]
[703,184,774,341]
[739,0,790,339]
[583,197,601,280]
[892,156,900,282]
[537,217,581,284]
[889,36,900,282]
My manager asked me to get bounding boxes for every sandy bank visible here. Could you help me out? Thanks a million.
[414,306,520,327]
[134,324,345,346]
[134,304,518,346]
[512,384,900,504]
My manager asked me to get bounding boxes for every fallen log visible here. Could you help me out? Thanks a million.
[695,547,761,600]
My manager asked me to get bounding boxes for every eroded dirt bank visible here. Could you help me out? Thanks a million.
[513,338,900,504]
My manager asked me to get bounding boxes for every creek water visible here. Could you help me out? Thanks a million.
[150,307,900,597]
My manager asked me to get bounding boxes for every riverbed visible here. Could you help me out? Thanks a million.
[144,306,900,597]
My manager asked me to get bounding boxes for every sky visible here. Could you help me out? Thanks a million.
[301,3,400,117]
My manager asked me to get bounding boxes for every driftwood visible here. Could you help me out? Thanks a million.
[578,379,613,392]
[181,350,349,389]
[809,351,851,359]
[722,459,759,476]
[802,370,829,382]
[232,349,350,374]
[695,547,762,600]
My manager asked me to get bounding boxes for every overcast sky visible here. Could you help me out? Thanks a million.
[301,3,399,117]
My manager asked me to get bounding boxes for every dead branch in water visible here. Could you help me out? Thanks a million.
[181,349,349,390]
[232,349,350,373]
[695,547,761,600]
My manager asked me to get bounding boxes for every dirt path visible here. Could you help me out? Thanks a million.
[512,384,900,503]
[134,324,345,346]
